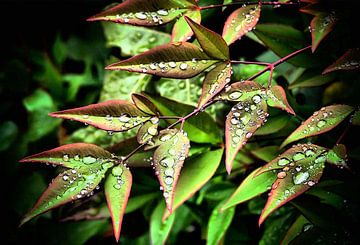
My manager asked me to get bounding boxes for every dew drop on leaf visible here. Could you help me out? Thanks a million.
[293,172,310,185]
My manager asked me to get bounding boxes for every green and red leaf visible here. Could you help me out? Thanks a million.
[266,85,295,115]
[281,105,354,148]
[310,12,338,52]
[20,143,114,169]
[104,164,132,242]
[137,118,159,144]
[323,48,360,74]
[131,93,159,115]
[326,144,348,169]
[49,100,150,132]
[106,42,219,78]
[171,9,201,42]
[222,4,261,45]
[216,80,263,102]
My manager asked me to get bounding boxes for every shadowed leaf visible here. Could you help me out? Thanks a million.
[326,144,348,169]
[106,42,219,78]
[132,93,159,115]
[310,12,337,52]
[323,48,360,74]
[171,9,201,42]
[251,145,281,162]
[49,100,150,132]
[281,215,310,245]
[222,4,261,45]
[267,85,295,115]
[150,202,176,245]
[281,105,353,148]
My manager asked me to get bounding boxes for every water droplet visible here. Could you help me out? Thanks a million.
[160,133,172,141]
[308,180,316,186]
[135,12,147,20]
[315,154,327,163]
[278,158,290,166]
[179,63,188,70]
[63,154,70,162]
[83,156,97,165]
[150,117,159,124]
[113,184,122,190]
[165,168,174,176]
[157,9,168,16]
[293,152,305,161]
[119,114,131,123]
[305,149,315,157]
[112,166,123,176]
[277,171,287,179]
[229,91,242,100]
[160,157,175,167]
[169,61,177,68]
[149,63,157,70]
[252,95,261,104]
[232,136,240,143]
[74,155,80,161]
[62,175,69,181]
[317,120,326,128]
[168,149,176,155]
[165,176,173,185]
[293,172,310,184]
[147,126,158,136]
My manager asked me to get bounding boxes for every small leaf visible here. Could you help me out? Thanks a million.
[152,129,190,212]
[49,100,150,132]
[20,163,113,226]
[222,4,261,45]
[225,98,268,173]
[20,143,114,169]
[323,48,360,74]
[132,93,159,115]
[105,164,132,242]
[310,12,338,52]
[185,16,230,60]
[281,105,354,148]
[87,0,194,26]
[198,62,232,108]
[216,80,263,101]
[222,168,277,210]
[171,9,201,42]
[137,118,159,144]
[106,42,219,78]
[259,156,326,225]
[150,201,176,245]
[207,201,235,245]
[326,144,348,169]
[163,148,224,220]
[267,86,295,115]
[289,72,335,89]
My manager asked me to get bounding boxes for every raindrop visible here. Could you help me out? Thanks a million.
[63,154,70,162]
[315,154,327,163]
[165,176,174,185]
[229,91,242,100]
[160,133,172,141]
[278,158,290,166]
[317,120,326,128]
[252,95,261,104]
[113,184,122,190]
[305,149,315,157]
[293,152,305,161]
[83,156,97,165]
[149,63,157,70]
[179,63,188,70]
[308,180,316,186]
[62,175,69,181]
[147,127,158,136]
[119,114,131,123]
[74,155,80,161]
[135,12,147,20]
[293,172,310,185]
[160,157,175,167]
[165,168,174,176]
[157,9,169,16]
[112,166,124,176]
[277,171,287,179]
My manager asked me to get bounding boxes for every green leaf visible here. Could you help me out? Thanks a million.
[225,98,268,173]
[150,201,176,245]
[198,62,232,108]
[310,12,337,52]
[254,115,289,136]
[323,48,360,74]
[266,86,295,115]
[105,164,132,242]
[152,129,190,212]
[171,9,201,42]
[289,70,335,89]
[326,144,348,169]
[281,105,354,148]
[146,94,222,144]
[163,148,224,220]
[222,168,277,210]
[137,118,160,144]
[132,93,159,115]
[102,22,171,56]
[185,16,230,60]
[259,150,327,225]
[106,42,219,78]
[207,201,235,245]
[0,121,18,152]
[125,193,158,213]
[281,215,311,245]
[88,0,194,26]
[216,80,263,101]
[50,100,151,132]
[222,4,261,45]
[20,162,113,226]
[251,146,281,162]
[20,143,115,169]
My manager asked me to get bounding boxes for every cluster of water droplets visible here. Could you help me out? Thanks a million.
[111,165,126,190]
[301,107,333,135]
[112,8,179,25]
[208,64,232,95]
[139,117,159,143]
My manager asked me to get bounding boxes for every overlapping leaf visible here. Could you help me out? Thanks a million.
[266,86,296,115]
[150,202,176,245]
[131,93,159,115]
[136,118,159,144]
[323,48,360,74]
[106,42,219,78]
[171,9,201,42]
[88,0,197,26]
[49,100,151,132]
[104,164,132,242]
[222,4,261,45]
[326,144,348,169]
[281,105,354,148]
[310,12,338,52]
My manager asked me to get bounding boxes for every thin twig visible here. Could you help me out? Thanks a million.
[199,1,299,10]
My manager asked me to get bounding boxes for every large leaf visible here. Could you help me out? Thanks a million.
[49,100,150,132]
[323,48,360,74]
[281,105,354,148]
[185,16,230,60]
[104,164,132,242]
[222,168,277,210]
[171,9,201,42]
[163,148,224,220]
[87,0,195,26]
[152,129,190,212]
[225,98,268,173]
[20,162,113,226]
[222,4,261,45]
[20,143,115,169]
[310,12,338,52]
[207,201,235,245]
[106,42,219,78]
[150,202,176,245]
[259,156,326,225]
[198,62,232,108]
[146,94,222,144]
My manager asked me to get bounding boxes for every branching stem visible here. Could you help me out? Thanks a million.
[199,1,299,10]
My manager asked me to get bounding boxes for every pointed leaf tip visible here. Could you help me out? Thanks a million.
[267,86,295,115]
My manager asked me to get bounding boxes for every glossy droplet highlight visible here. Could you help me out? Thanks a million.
[293,172,310,185]
[83,156,97,165]
[229,91,242,100]
[278,158,290,166]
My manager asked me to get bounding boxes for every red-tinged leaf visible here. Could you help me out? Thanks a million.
[310,12,338,52]
[171,9,201,42]
[222,4,261,45]
[326,144,348,169]
[137,118,159,144]
[323,48,360,74]
[222,168,277,211]
[281,105,354,148]
[267,85,295,115]
[152,129,190,212]
[104,164,132,242]
[216,80,263,102]
[49,100,150,132]
[256,143,327,176]
[185,16,230,60]
[20,162,113,226]
[259,157,326,225]
[87,0,195,26]
[19,143,114,169]
[300,3,324,15]
[106,42,219,78]
[225,98,268,174]
[131,93,159,115]
[198,62,232,108]
[162,148,224,220]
